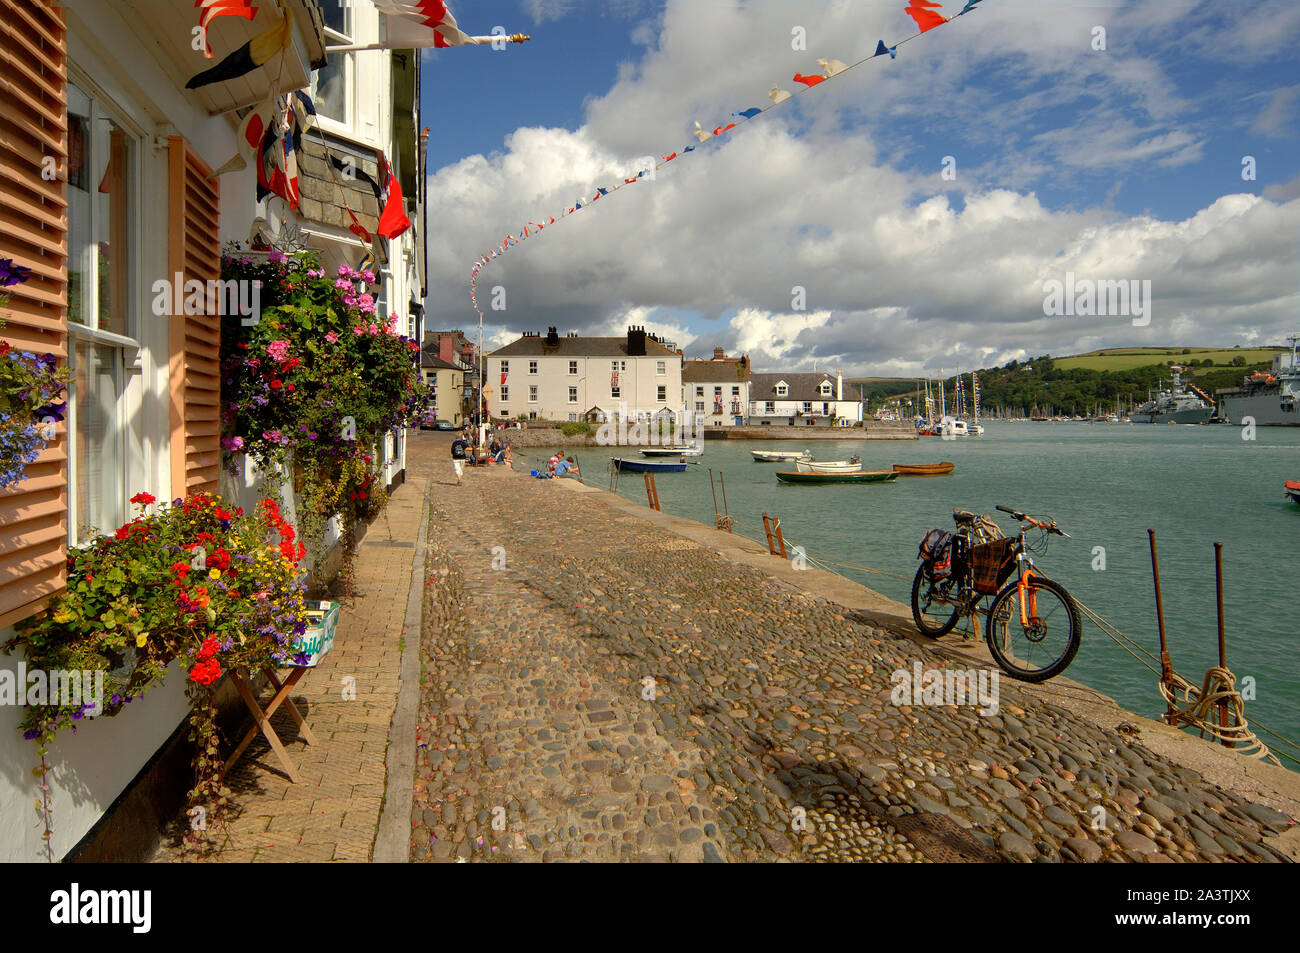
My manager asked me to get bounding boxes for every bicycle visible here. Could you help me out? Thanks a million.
[910,504,1082,682]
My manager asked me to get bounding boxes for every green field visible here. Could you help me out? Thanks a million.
[1052,347,1284,373]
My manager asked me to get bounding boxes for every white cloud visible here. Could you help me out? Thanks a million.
[427,0,1300,378]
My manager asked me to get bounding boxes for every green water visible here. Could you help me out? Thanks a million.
[518,424,1300,758]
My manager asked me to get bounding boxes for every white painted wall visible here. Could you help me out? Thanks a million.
[489,353,683,422]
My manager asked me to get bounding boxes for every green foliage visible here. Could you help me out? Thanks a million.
[558,421,594,436]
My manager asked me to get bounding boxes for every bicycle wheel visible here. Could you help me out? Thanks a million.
[910,563,964,638]
[985,576,1081,682]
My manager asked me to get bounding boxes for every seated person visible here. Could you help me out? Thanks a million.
[554,456,580,478]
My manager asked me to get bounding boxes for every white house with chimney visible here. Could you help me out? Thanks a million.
[486,326,683,424]
[748,371,863,426]
[682,348,751,426]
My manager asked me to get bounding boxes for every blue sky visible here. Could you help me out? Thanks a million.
[418,1,1300,375]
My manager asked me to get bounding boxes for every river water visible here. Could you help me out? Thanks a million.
[516,423,1300,758]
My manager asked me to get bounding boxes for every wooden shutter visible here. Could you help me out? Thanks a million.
[167,137,221,498]
[0,0,68,629]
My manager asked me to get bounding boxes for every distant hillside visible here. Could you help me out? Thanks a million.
[848,345,1287,417]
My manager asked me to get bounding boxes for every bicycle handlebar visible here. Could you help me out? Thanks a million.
[996,504,1068,536]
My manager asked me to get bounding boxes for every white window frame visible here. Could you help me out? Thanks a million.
[656,360,665,375]
[529,360,538,374]
[500,360,509,374]
[568,387,578,404]
[66,73,145,545]
[529,385,538,402]
[569,360,578,375]
[313,10,352,133]
[775,382,788,397]
[500,385,509,401]
[657,385,667,402]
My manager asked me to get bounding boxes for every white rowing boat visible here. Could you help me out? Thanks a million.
[795,456,862,473]
[752,449,812,462]
[641,445,703,457]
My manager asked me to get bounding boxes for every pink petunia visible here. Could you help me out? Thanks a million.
[335,278,353,291]
[354,325,367,336]
[325,331,339,343]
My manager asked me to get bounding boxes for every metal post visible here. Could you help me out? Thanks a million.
[1148,529,1174,720]
[1214,542,1230,747]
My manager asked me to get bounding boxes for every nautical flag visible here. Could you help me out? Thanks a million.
[211,91,278,177]
[768,86,791,104]
[186,10,291,89]
[819,58,848,77]
[256,111,299,209]
[793,73,825,87]
[196,0,259,58]
[905,0,948,32]
[712,123,736,135]
[733,108,761,119]
[330,1,527,51]
[874,40,897,58]
[347,208,371,243]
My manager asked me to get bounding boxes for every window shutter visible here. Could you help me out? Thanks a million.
[167,137,221,498]
[0,0,68,629]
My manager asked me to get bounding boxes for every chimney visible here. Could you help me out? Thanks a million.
[713,347,725,360]
[627,325,646,356]
[837,369,843,401]
[545,326,559,347]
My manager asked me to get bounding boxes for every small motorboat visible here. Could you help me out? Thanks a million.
[795,454,862,473]
[775,469,898,485]
[892,461,955,476]
[612,457,686,473]
[640,445,702,457]
[1286,480,1300,505]
[752,449,812,462]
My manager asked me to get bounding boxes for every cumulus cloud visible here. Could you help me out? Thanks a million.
[426,0,1300,377]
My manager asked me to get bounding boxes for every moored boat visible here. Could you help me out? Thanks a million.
[752,449,812,462]
[892,461,955,476]
[640,445,702,457]
[795,455,862,473]
[1286,480,1300,505]
[775,469,898,485]
[612,457,686,473]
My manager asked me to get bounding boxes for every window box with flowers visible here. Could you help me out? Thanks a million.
[3,490,310,857]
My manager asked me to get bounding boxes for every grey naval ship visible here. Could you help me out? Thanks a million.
[1219,336,1299,427]
[1132,370,1215,424]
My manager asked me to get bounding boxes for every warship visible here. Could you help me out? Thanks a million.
[1219,336,1299,427]
[1132,370,1215,424]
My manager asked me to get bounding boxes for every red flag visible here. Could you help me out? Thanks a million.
[196,0,259,58]
[377,155,412,239]
[793,73,825,87]
[347,207,371,243]
[905,0,948,32]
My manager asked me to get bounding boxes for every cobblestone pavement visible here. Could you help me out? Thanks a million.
[152,476,424,862]
[411,452,1294,862]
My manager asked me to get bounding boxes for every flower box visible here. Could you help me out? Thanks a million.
[290,600,339,667]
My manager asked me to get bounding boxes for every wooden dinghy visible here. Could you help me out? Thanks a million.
[752,449,811,462]
[775,469,898,485]
[892,461,955,476]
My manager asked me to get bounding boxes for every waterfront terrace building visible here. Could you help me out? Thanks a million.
[683,348,751,426]
[0,0,423,862]
[748,372,864,426]
[487,326,683,424]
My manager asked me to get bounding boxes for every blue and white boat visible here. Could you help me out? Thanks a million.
[612,457,687,473]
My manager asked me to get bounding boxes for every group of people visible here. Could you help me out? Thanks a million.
[449,425,512,486]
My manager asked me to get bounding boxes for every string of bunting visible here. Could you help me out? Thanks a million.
[468,0,987,317]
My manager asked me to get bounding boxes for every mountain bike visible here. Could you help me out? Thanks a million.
[911,505,1082,682]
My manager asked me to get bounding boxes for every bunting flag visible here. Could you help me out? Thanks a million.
[254,103,299,210]
[196,0,259,58]
[210,91,279,177]
[327,0,531,51]
[186,9,291,89]
[377,156,412,239]
[905,0,948,32]
[468,1,982,319]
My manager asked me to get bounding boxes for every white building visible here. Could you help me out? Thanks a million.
[487,326,683,424]
[748,372,864,427]
[682,348,751,426]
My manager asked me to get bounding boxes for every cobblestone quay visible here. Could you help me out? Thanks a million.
[411,442,1296,863]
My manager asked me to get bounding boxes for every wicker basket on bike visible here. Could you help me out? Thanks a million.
[968,537,1019,594]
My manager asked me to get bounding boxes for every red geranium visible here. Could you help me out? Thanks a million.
[189,658,222,686]
[130,492,156,505]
